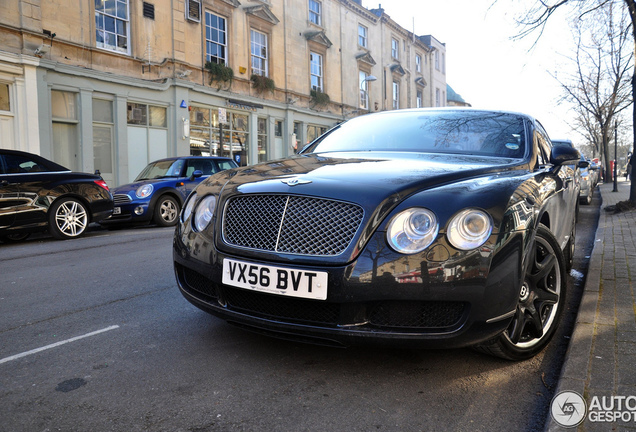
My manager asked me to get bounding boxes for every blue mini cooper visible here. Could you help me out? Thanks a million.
[101,156,237,227]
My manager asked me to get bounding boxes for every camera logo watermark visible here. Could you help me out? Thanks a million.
[551,391,586,427]
[551,391,636,427]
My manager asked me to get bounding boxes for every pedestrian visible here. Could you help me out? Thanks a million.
[628,152,633,181]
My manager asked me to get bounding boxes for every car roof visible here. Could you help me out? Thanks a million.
[0,148,70,171]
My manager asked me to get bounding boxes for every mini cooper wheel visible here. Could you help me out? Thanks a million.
[475,224,566,360]
[153,195,180,227]
[49,197,89,240]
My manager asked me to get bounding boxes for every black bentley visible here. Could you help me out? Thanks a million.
[0,149,113,241]
[173,108,581,360]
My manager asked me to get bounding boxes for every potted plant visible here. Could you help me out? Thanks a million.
[205,61,234,90]
[250,74,276,94]
[310,89,330,107]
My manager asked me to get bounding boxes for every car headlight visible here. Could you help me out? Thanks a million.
[193,195,217,232]
[181,193,197,223]
[447,209,492,250]
[136,184,154,199]
[387,208,439,254]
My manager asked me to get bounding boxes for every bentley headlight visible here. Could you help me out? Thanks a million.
[181,193,197,223]
[136,184,154,199]
[387,208,439,254]
[447,209,492,250]
[193,195,217,232]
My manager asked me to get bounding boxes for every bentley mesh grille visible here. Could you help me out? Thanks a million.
[223,195,364,256]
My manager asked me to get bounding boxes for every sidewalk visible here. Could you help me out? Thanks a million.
[547,178,636,431]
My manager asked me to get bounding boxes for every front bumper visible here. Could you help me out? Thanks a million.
[99,202,151,225]
[173,226,524,349]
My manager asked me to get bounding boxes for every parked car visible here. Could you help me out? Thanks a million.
[578,155,594,205]
[101,156,237,228]
[173,108,581,361]
[0,149,113,242]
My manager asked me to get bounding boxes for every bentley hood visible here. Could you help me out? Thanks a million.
[216,152,526,204]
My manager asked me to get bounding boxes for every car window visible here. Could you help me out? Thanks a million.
[535,127,552,166]
[306,111,527,158]
[186,159,216,177]
[135,159,184,181]
[217,160,238,171]
[1,154,49,174]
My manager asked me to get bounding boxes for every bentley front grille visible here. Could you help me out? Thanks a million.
[223,195,364,256]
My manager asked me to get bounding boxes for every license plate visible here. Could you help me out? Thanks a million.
[222,258,328,300]
[113,207,121,215]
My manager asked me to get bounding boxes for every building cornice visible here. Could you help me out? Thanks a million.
[339,0,380,23]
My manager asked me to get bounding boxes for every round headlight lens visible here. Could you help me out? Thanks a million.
[136,183,154,199]
[193,195,217,232]
[447,209,492,250]
[181,193,197,223]
[387,208,439,254]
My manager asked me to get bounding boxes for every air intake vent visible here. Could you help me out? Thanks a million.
[185,0,201,22]
[142,2,155,19]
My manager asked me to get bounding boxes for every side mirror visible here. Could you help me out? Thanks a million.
[578,160,590,169]
[550,145,580,166]
[190,170,203,180]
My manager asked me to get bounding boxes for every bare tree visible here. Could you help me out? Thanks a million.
[512,0,636,201]
[553,3,632,179]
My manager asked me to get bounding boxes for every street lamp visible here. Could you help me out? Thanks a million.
[360,74,377,111]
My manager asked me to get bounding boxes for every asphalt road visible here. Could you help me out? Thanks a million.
[0,193,600,432]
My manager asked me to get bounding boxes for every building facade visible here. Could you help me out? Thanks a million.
[0,0,446,186]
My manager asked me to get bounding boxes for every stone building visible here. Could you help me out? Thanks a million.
[0,0,446,186]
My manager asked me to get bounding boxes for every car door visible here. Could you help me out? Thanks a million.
[182,159,216,198]
[536,126,577,246]
[0,173,20,229]
[0,153,50,230]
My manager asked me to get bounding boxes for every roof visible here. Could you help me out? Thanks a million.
[447,84,467,104]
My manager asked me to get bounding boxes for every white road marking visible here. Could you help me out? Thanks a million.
[0,325,120,365]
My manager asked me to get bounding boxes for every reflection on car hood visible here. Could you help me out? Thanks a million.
[220,152,526,202]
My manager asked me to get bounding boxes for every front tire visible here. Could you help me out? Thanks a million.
[49,197,89,240]
[153,195,180,227]
[0,232,31,243]
[474,224,566,360]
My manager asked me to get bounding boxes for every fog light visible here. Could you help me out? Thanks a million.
[134,206,144,215]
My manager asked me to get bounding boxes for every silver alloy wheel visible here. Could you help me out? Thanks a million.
[52,199,88,238]
[154,196,180,226]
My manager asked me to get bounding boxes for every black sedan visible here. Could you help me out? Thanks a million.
[0,149,113,241]
[173,108,581,360]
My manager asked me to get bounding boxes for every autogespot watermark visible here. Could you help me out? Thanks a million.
[551,391,636,428]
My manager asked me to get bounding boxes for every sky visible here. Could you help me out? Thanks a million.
[360,0,579,142]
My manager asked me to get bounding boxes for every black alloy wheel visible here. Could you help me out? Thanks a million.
[475,224,566,360]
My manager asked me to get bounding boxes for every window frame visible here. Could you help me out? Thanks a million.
[205,11,228,65]
[250,29,269,77]
[310,51,323,92]
[94,0,130,55]
[358,24,368,48]
[392,81,399,110]
[415,54,421,73]
[309,0,322,26]
[391,38,399,60]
